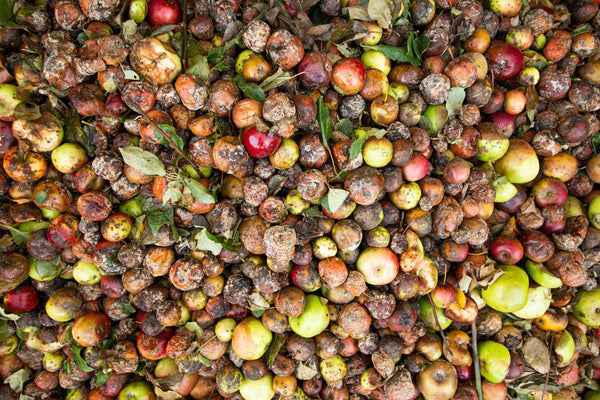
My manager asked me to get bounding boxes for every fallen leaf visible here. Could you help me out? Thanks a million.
[522,337,551,374]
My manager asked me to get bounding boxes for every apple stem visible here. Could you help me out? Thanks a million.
[427,294,449,348]
[129,102,198,172]
[471,320,483,400]
[182,0,189,70]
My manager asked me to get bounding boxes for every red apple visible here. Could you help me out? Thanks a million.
[430,285,457,309]
[401,153,429,182]
[356,247,399,285]
[489,236,523,264]
[147,0,182,26]
[4,285,39,313]
[495,185,527,213]
[455,364,474,382]
[531,177,568,207]
[242,127,282,159]
[98,373,130,397]
[486,41,523,81]
[137,327,173,360]
[0,120,16,158]
[154,358,200,396]
[490,111,515,138]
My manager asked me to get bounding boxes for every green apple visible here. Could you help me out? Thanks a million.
[289,294,330,338]
[320,355,347,384]
[51,143,88,174]
[231,317,272,360]
[495,139,540,184]
[572,288,600,327]
[584,391,600,400]
[492,177,518,203]
[215,318,237,342]
[588,195,600,230]
[476,130,510,162]
[419,297,452,331]
[18,220,49,233]
[361,50,391,75]
[481,264,529,313]
[421,104,448,134]
[554,331,575,364]
[119,198,143,217]
[72,261,101,285]
[29,256,61,282]
[562,196,584,218]
[0,84,22,120]
[118,381,156,400]
[239,373,275,400]
[478,341,511,383]
[524,259,563,289]
[512,286,551,319]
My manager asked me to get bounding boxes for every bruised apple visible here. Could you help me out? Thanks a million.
[356,247,399,285]
[72,312,112,347]
[232,317,272,360]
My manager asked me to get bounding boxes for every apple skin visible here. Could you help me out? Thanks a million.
[147,0,182,26]
[573,288,600,328]
[356,247,399,285]
[481,264,529,313]
[239,373,275,400]
[401,153,429,182]
[242,127,282,159]
[494,139,540,184]
[416,360,458,400]
[231,317,273,360]
[489,236,523,265]
[419,297,452,331]
[531,177,568,207]
[524,259,562,289]
[512,286,551,319]
[289,294,330,338]
[118,381,156,400]
[431,285,457,309]
[3,285,39,313]
[588,195,600,230]
[476,129,509,162]
[478,341,511,383]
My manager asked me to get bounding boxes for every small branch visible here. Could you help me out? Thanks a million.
[471,321,483,400]
[182,0,189,70]
[427,294,448,346]
[541,334,554,400]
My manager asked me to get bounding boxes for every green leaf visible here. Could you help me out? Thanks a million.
[119,147,166,177]
[206,36,240,66]
[101,331,117,349]
[0,319,9,340]
[260,69,294,92]
[233,74,266,103]
[5,368,31,393]
[135,362,147,374]
[0,224,31,246]
[407,32,430,60]
[184,322,203,338]
[96,369,112,387]
[147,208,174,235]
[153,124,184,152]
[121,19,137,36]
[264,333,284,367]
[71,344,96,372]
[317,96,332,149]
[193,228,223,256]
[303,206,326,218]
[334,119,354,136]
[349,135,368,160]
[162,187,183,206]
[187,55,211,82]
[123,69,140,80]
[0,0,24,29]
[320,188,349,215]
[251,309,265,318]
[445,87,466,117]
[20,394,35,400]
[34,255,61,279]
[186,178,216,204]
[120,301,135,314]
[65,108,92,155]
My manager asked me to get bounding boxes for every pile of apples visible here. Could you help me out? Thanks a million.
[1,0,600,399]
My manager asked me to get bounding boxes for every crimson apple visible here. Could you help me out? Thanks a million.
[242,127,282,159]
[430,285,457,309]
[486,41,523,81]
[356,247,399,285]
[490,111,515,138]
[147,0,181,26]
[531,177,568,207]
[137,327,173,360]
[4,285,39,313]
[401,153,429,182]
[489,236,523,264]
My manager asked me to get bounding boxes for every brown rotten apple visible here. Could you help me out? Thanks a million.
[129,37,182,86]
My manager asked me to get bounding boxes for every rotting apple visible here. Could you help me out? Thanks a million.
[494,139,539,184]
[3,284,38,313]
[117,381,156,400]
[231,317,273,360]
[417,360,458,400]
[573,288,600,328]
[356,247,399,285]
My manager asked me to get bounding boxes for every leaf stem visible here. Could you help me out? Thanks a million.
[471,320,483,400]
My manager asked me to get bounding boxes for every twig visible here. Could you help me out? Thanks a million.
[129,102,197,170]
[182,0,189,70]
[427,294,448,346]
[541,334,554,400]
[471,320,483,400]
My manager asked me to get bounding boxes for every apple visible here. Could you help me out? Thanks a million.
[489,236,523,264]
[572,288,600,327]
[419,297,452,331]
[490,111,515,138]
[422,104,448,134]
[481,264,529,313]
[494,139,540,184]
[356,247,399,285]
[588,195,600,229]
[562,196,584,218]
[401,153,429,182]
[431,285,457,309]
[46,287,83,322]
[554,331,575,364]
[129,0,148,23]
[417,360,458,400]
[476,129,509,162]
[390,181,422,211]
[3,285,38,313]
[129,37,182,86]
[232,317,272,360]
[531,177,568,207]
[137,328,173,360]
[0,84,22,121]
[289,294,330,338]
[154,358,199,396]
[242,127,282,159]
[51,143,88,174]
[72,312,112,347]
[239,373,275,400]
[492,177,518,203]
[512,286,551,319]
[482,380,507,400]
[524,259,563,289]
[118,381,156,400]
[361,50,391,75]
[478,341,511,383]
[147,0,181,26]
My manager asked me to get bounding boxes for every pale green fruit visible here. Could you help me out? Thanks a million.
[481,264,529,313]
[43,351,66,372]
[289,294,330,338]
[572,288,600,328]
[478,341,511,383]
[320,355,347,383]
[492,177,517,203]
[524,259,562,289]
[73,261,101,285]
[419,297,452,331]
[512,286,551,319]
[562,196,584,218]
[215,318,237,342]
[588,195,600,229]
[554,331,575,364]
[239,373,275,400]
[494,139,539,184]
